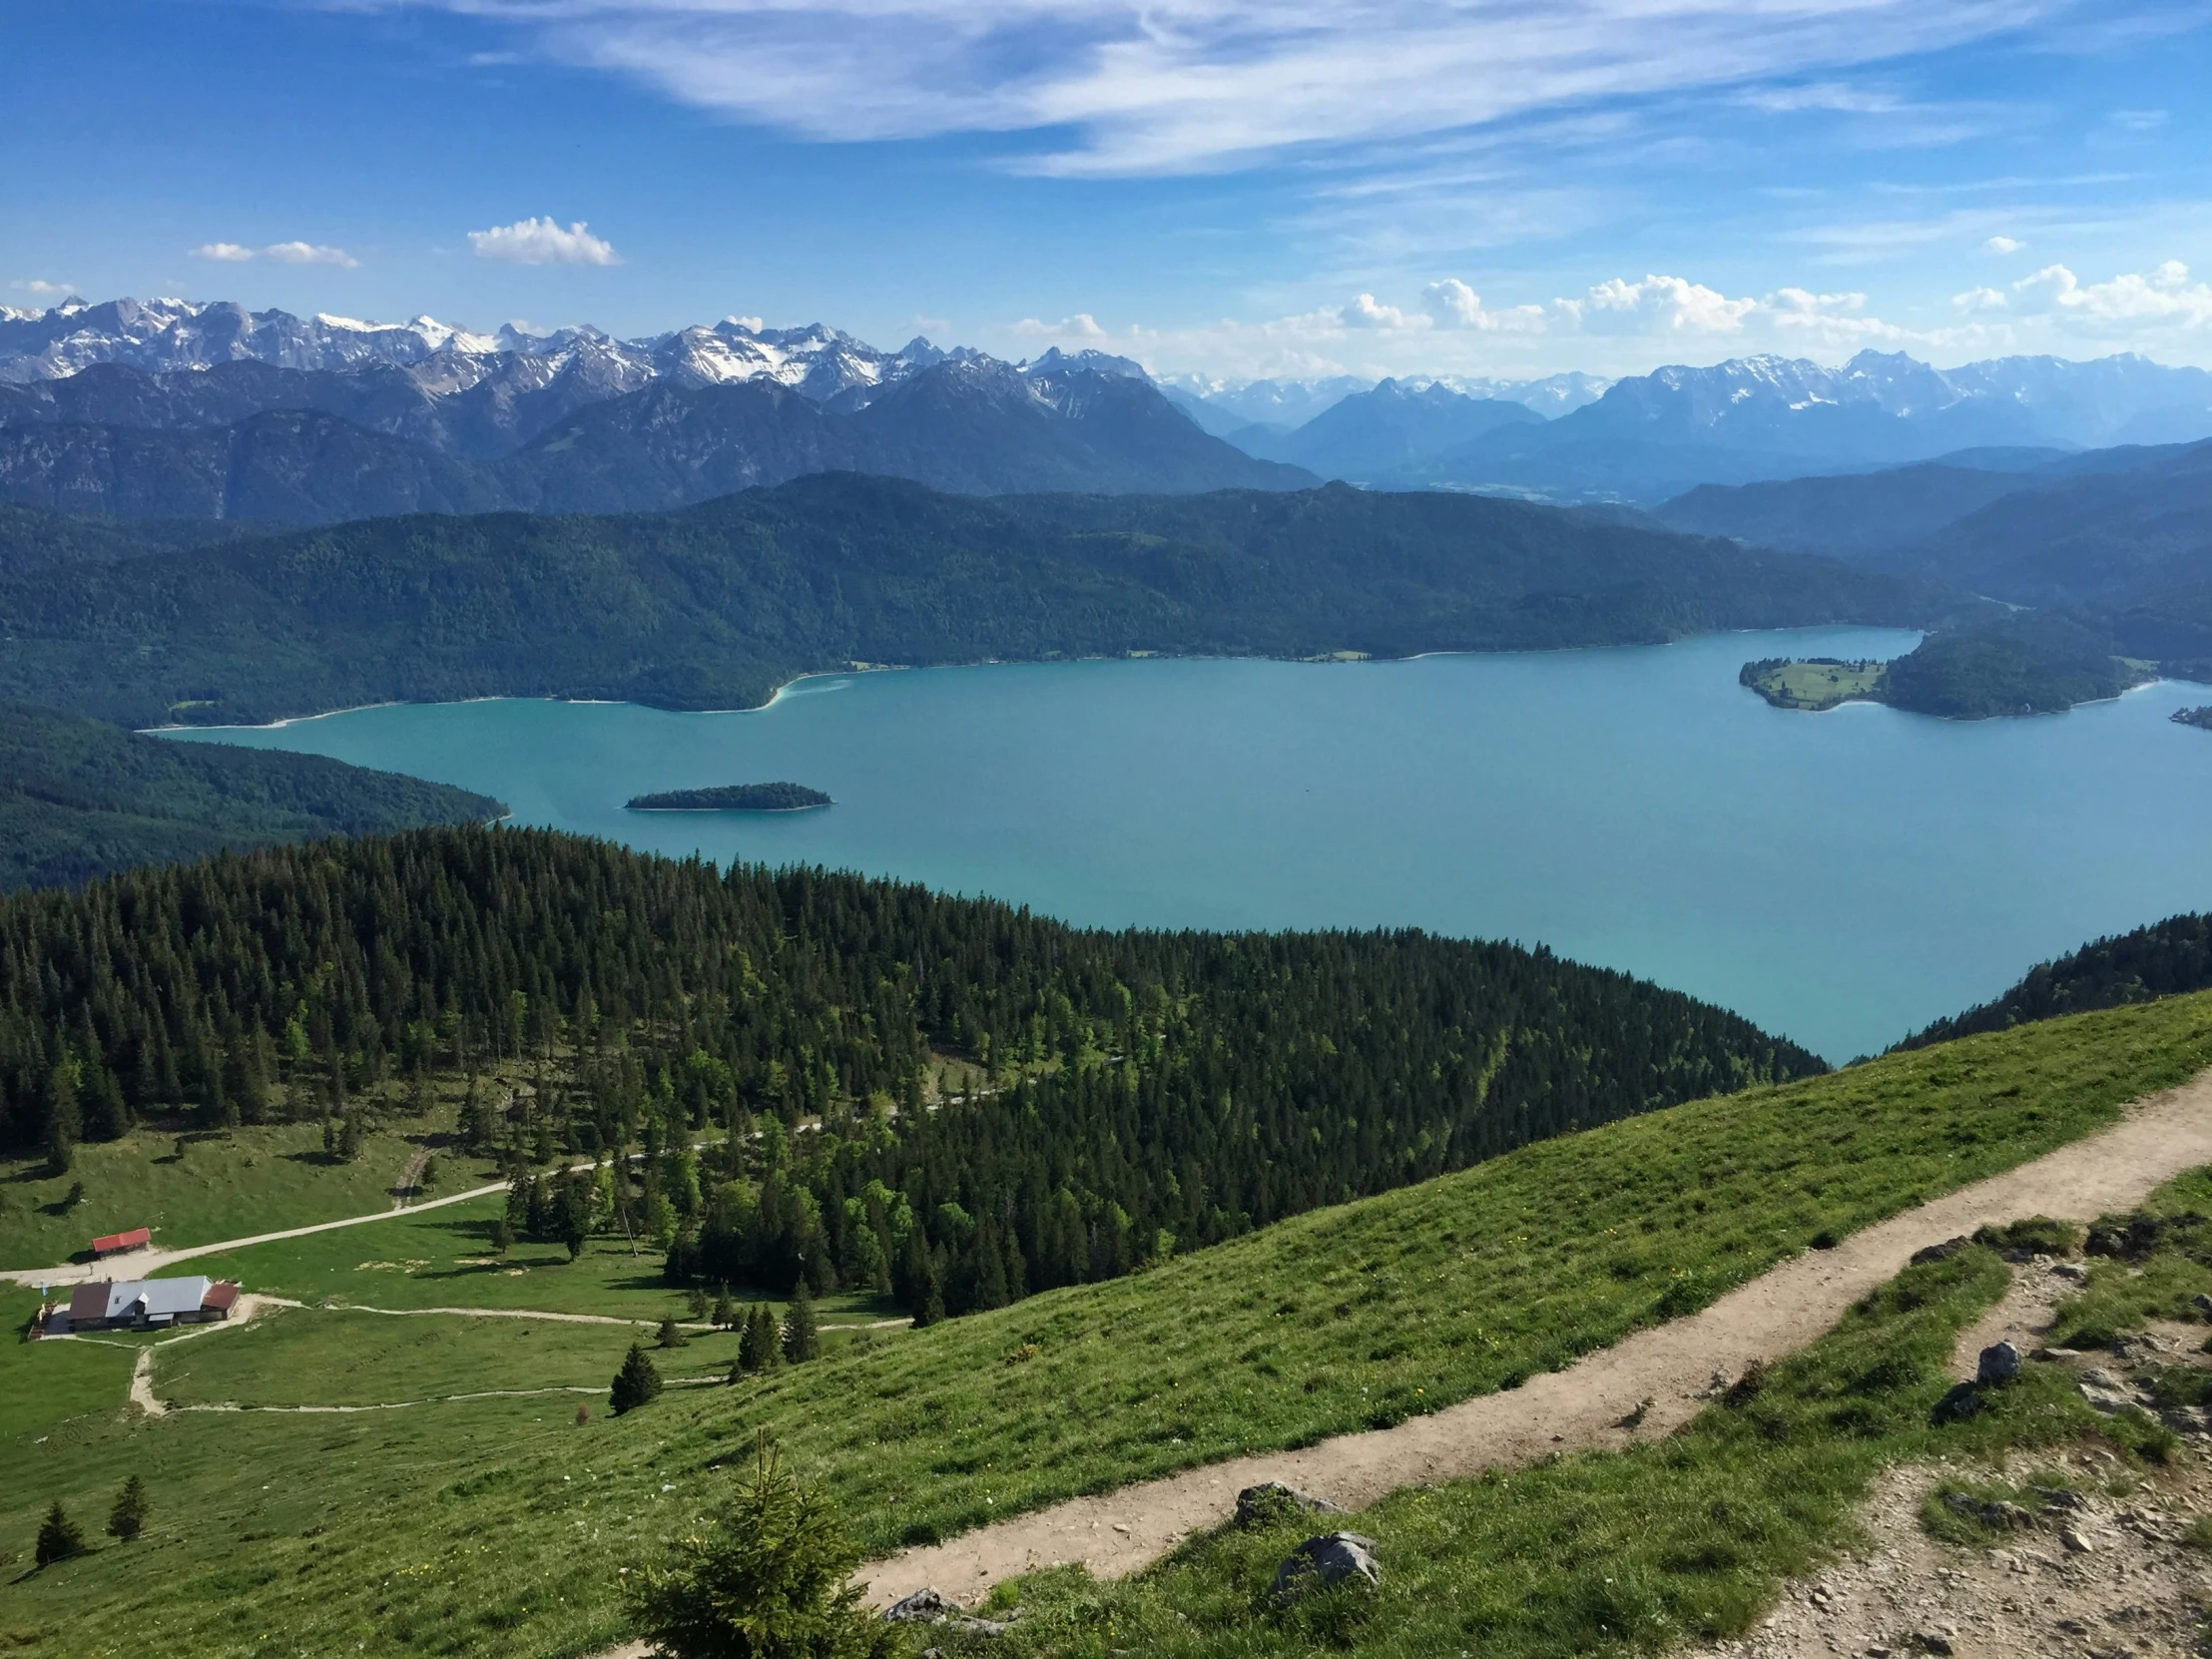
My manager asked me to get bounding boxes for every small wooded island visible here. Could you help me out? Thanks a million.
[624,783,832,812]
[2173,707,2212,732]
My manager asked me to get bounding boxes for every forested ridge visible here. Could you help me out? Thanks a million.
[0,826,1822,1317]
[1903,913,2212,1048]
[0,473,1958,727]
[0,702,505,892]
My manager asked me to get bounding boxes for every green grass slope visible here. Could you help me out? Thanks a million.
[1,991,2206,1656]
[0,702,505,890]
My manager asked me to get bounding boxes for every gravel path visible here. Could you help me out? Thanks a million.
[857,1068,2212,1608]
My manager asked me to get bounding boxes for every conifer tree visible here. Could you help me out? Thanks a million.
[610,1342,663,1414]
[712,1286,736,1329]
[656,1315,688,1350]
[739,1304,781,1374]
[35,1500,84,1567]
[782,1280,819,1365]
[107,1476,148,1542]
[624,1434,897,1659]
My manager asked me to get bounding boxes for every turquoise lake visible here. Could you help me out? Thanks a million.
[162,626,2212,1063]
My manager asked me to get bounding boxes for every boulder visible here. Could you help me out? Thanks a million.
[1976,1341,2022,1384]
[2194,1292,2212,1320]
[1235,1482,1342,1528]
[1273,1532,1381,1599]
[884,1588,958,1624]
[1911,1237,1971,1266]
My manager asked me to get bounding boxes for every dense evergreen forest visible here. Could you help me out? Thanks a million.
[0,475,1956,728]
[1903,913,2212,1048]
[0,703,505,891]
[0,827,1822,1317]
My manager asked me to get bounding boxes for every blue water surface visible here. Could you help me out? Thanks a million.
[162,628,2212,1062]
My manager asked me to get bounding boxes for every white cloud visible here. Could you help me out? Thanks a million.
[1566,275,1762,334]
[9,278,75,296]
[408,0,2072,176]
[1421,279,1546,333]
[1012,312,1109,339]
[1982,235,2025,254]
[1952,284,2009,312]
[191,241,359,267]
[467,217,622,267]
[263,241,359,268]
[1342,293,1425,330]
[2011,260,2212,327]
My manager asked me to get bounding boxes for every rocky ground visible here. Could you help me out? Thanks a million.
[1702,1260,2212,1659]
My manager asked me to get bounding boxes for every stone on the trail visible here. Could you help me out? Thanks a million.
[1272,1532,1381,1599]
[1976,1341,2022,1384]
[1912,1630,1955,1655]
[2077,1371,2142,1416]
[1940,1490,2033,1530]
[2194,1292,2212,1320]
[884,1588,958,1623]
[1911,1236,1971,1266]
[1235,1482,1342,1528]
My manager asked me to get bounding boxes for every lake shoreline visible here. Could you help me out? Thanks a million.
[137,631,1936,736]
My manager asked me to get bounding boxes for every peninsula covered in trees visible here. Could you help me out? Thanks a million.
[1743,613,2165,720]
[626,783,830,812]
[0,702,504,891]
[0,826,1823,1320]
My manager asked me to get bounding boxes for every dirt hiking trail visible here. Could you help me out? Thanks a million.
[857,1068,2212,1608]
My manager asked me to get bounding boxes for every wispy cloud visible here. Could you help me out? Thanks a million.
[386,0,2082,176]
[467,217,622,266]
[191,240,359,267]
[1983,235,2026,253]
[9,278,76,296]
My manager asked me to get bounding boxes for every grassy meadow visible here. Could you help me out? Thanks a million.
[1,992,2209,1656]
[0,1116,450,1271]
[172,1192,902,1327]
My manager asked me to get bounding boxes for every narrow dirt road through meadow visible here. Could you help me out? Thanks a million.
[856,1067,2212,1607]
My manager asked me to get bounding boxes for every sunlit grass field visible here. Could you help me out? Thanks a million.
[0,1116,448,1271]
[2,992,2209,1657]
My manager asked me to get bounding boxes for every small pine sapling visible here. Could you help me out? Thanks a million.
[782,1280,820,1365]
[610,1342,663,1414]
[36,1500,85,1567]
[107,1476,148,1542]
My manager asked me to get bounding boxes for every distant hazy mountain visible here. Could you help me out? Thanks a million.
[1164,370,1608,438]
[1236,379,1543,481]
[1653,437,2212,566]
[1399,350,2212,504]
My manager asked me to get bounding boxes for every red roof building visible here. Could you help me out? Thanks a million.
[92,1227,152,1258]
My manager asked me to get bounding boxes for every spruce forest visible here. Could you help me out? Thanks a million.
[0,826,1821,1321]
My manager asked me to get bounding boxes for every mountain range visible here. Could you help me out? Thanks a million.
[7,296,2212,517]
[1231,351,2212,501]
[0,302,1309,517]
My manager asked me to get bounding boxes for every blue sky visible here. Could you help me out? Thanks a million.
[6,0,2211,381]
